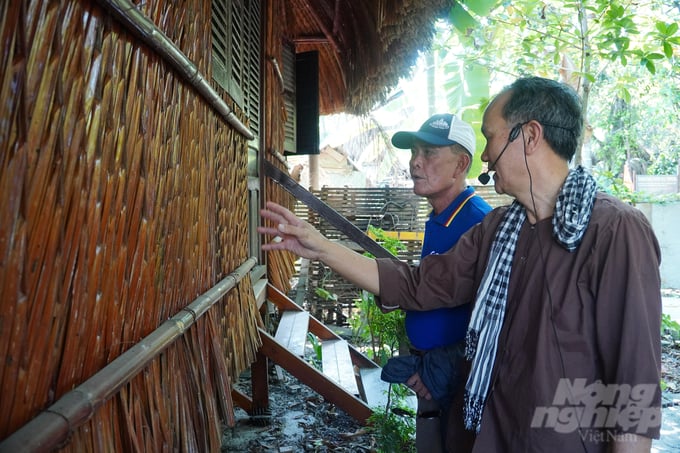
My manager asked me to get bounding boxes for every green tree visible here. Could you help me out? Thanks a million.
[437,0,680,176]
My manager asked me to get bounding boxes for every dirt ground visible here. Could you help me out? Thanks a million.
[221,368,373,452]
[222,292,680,452]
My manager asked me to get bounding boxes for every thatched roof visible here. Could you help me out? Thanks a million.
[285,0,452,115]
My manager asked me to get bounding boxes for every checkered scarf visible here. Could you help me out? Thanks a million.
[463,166,597,432]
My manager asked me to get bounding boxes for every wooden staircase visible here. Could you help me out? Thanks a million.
[249,162,416,424]
[236,282,397,425]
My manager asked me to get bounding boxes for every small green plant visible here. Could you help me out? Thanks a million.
[367,402,416,453]
[352,290,407,365]
[307,332,323,370]
[662,313,680,342]
[366,225,408,257]
[315,286,338,303]
[350,225,409,365]
[351,226,416,450]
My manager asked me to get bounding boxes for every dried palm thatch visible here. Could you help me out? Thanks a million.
[285,0,452,115]
[0,0,260,450]
[261,1,299,295]
[262,151,299,294]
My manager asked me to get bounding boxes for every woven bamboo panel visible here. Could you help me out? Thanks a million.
[0,0,260,450]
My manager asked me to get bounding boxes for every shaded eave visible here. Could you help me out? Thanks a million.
[285,0,452,115]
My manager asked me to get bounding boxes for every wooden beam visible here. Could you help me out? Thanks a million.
[249,351,270,416]
[231,388,254,414]
[293,35,330,45]
[263,160,394,259]
[297,0,340,54]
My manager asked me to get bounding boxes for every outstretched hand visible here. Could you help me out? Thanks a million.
[257,201,329,260]
[259,201,381,296]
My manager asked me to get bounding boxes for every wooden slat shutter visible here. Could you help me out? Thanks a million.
[282,42,296,153]
[211,0,261,141]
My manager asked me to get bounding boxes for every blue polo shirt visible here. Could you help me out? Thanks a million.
[405,186,492,351]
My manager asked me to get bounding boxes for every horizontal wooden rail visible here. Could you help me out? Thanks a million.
[0,257,258,453]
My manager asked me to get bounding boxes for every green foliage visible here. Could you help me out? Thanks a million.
[367,404,416,453]
[592,169,680,204]
[648,152,679,176]
[350,225,408,365]
[586,64,680,177]
[307,332,323,370]
[592,169,636,202]
[315,286,338,302]
[366,225,407,256]
[347,226,416,450]
[367,383,416,453]
[659,313,679,394]
[662,313,680,342]
[436,0,680,175]
[351,289,407,366]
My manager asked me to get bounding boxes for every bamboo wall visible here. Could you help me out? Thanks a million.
[0,0,261,450]
[263,0,299,294]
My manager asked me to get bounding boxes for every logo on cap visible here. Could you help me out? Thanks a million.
[429,118,450,130]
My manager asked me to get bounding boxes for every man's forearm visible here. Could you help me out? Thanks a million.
[318,240,380,295]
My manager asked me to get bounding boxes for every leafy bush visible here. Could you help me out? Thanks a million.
[662,313,680,342]
[352,289,408,365]
[350,226,416,450]
[349,225,409,365]
[367,403,416,453]
[592,169,680,204]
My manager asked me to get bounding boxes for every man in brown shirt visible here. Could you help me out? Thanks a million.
[259,76,661,452]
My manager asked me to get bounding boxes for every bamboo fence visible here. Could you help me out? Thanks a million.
[0,0,261,450]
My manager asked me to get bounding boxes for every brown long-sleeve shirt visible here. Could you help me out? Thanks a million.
[376,193,662,452]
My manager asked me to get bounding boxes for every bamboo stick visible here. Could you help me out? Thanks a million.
[93,0,253,139]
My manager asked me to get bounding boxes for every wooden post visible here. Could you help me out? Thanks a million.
[250,350,270,418]
[310,154,320,190]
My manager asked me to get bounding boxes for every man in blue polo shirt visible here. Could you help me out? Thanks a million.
[388,113,492,452]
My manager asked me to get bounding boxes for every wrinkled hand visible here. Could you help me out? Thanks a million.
[406,372,432,400]
[257,201,329,260]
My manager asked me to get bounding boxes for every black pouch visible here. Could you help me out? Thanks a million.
[380,340,465,407]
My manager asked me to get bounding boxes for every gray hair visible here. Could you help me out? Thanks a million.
[451,143,473,174]
[500,77,583,161]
